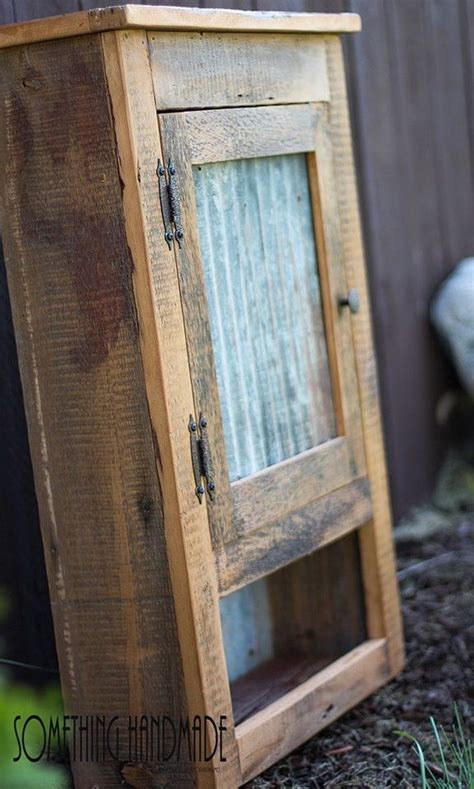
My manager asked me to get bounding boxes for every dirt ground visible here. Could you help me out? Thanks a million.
[248,507,474,788]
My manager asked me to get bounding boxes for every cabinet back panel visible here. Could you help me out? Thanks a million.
[148,32,329,111]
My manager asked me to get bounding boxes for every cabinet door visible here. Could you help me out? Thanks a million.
[159,103,371,594]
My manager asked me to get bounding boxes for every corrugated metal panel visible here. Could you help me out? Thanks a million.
[220,579,273,681]
[193,153,335,482]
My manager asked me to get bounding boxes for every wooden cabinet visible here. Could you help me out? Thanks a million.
[0,7,404,787]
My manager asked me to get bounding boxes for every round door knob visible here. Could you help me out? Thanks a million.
[339,288,360,314]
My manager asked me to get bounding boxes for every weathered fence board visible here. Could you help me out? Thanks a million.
[345,0,474,516]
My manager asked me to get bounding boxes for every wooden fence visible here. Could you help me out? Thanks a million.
[0,0,473,673]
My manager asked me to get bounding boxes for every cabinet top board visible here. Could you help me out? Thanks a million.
[0,5,361,50]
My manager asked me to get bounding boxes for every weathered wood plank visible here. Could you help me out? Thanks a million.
[0,33,190,787]
[0,7,361,50]
[220,530,367,705]
[425,0,474,264]
[148,31,329,110]
[269,531,366,662]
[0,0,14,24]
[101,29,241,787]
[344,0,474,518]
[236,639,389,783]
[463,0,474,159]
[230,438,361,537]
[158,109,236,554]
[172,104,320,164]
[218,477,372,595]
[345,0,431,519]
[310,105,366,475]
[231,654,329,726]
[13,0,79,22]
[324,35,404,672]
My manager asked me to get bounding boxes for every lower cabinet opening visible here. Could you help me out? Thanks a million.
[219,531,367,725]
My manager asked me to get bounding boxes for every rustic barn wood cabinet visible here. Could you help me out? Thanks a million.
[0,6,404,787]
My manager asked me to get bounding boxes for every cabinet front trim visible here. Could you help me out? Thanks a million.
[148,32,330,111]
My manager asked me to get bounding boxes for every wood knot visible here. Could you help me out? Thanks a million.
[138,495,155,525]
[22,78,42,90]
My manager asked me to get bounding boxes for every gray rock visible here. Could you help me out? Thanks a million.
[431,257,474,398]
[433,449,474,513]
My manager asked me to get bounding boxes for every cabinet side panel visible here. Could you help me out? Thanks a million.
[324,36,404,673]
[0,34,192,787]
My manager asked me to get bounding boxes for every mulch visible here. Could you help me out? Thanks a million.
[248,512,474,788]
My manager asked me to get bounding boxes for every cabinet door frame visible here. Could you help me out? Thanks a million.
[159,102,370,593]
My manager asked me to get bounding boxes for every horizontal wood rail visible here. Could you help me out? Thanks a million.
[218,476,372,595]
[236,638,389,783]
[231,437,364,537]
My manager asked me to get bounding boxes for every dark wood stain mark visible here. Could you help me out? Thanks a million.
[138,493,155,527]
[0,33,192,786]
[220,477,371,594]
[232,652,330,725]
[1,40,136,372]
[151,424,163,473]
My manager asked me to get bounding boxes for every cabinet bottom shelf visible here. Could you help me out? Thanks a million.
[234,639,391,784]
[231,652,331,725]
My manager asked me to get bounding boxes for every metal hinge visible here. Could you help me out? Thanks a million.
[156,158,184,251]
[188,414,215,504]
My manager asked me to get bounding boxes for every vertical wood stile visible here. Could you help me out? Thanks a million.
[324,35,404,671]
[101,29,241,788]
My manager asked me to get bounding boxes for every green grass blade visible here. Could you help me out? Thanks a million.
[430,716,451,784]
[395,730,428,789]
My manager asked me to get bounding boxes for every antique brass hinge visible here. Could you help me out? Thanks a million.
[156,158,184,250]
[188,414,215,504]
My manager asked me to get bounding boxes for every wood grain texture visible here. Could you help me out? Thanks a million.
[148,31,329,110]
[221,530,366,702]
[159,109,236,552]
[0,6,361,50]
[218,477,372,595]
[160,104,367,571]
[425,0,474,268]
[344,0,474,518]
[175,104,320,164]
[230,438,362,537]
[269,531,366,662]
[13,0,79,22]
[310,106,366,476]
[0,0,14,24]
[236,638,389,782]
[324,35,404,673]
[102,30,240,787]
[0,33,190,788]
[464,0,474,157]
[0,14,404,787]
[232,653,329,725]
